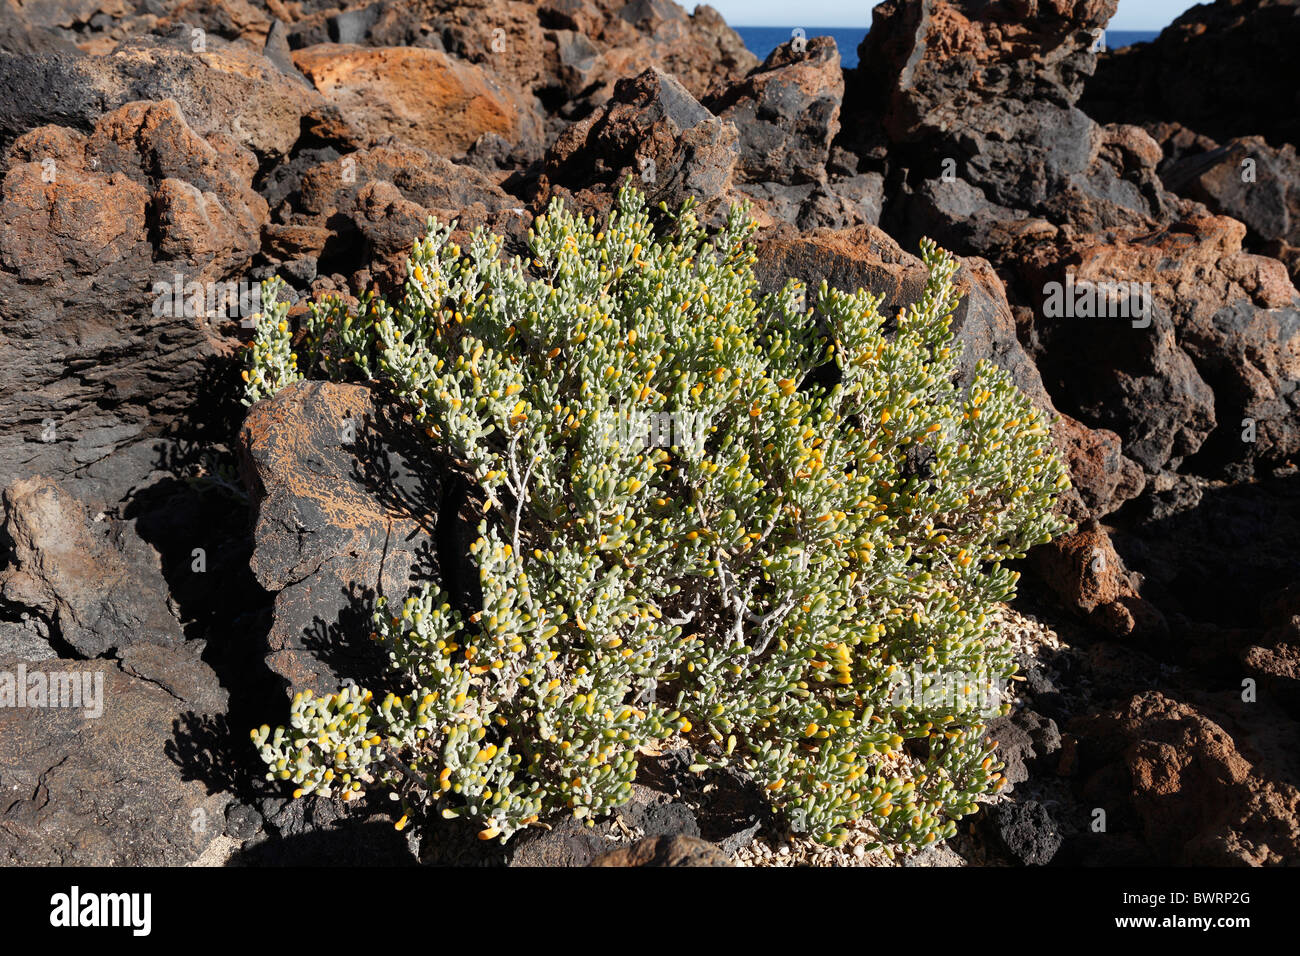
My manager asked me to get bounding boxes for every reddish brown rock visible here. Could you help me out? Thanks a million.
[1028,526,1165,638]
[4,97,279,281]
[1239,586,1300,717]
[283,0,756,114]
[0,156,149,283]
[350,180,441,267]
[1160,135,1300,285]
[69,96,267,278]
[855,0,1176,242]
[1030,526,1132,615]
[0,35,318,162]
[161,0,278,49]
[285,140,524,286]
[845,0,1213,291]
[8,0,278,56]
[262,223,333,262]
[1033,216,1300,477]
[295,142,516,224]
[471,0,757,106]
[0,98,266,494]
[293,43,545,160]
[1071,691,1300,865]
[601,0,757,102]
[864,0,1118,134]
[1241,643,1300,716]
[1052,413,1145,521]
[427,1,555,95]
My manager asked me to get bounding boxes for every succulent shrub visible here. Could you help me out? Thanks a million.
[240,277,300,405]
[247,183,1071,850]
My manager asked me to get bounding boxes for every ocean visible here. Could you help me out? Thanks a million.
[734,27,1162,70]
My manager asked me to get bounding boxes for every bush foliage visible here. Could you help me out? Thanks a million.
[247,184,1070,850]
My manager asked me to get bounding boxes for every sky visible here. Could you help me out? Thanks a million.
[707,0,1204,30]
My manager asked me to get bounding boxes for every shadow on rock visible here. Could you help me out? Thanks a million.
[229,820,419,866]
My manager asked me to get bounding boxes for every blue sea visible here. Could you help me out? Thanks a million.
[734,26,1161,69]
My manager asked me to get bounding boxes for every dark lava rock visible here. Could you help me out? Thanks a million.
[983,800,1063,866]
[0,660,231,865]
[0,477,183,657]
[1083,0,1300,151]
[707,35,843,187]
[239,380,444,694]
[537,67,739,219]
